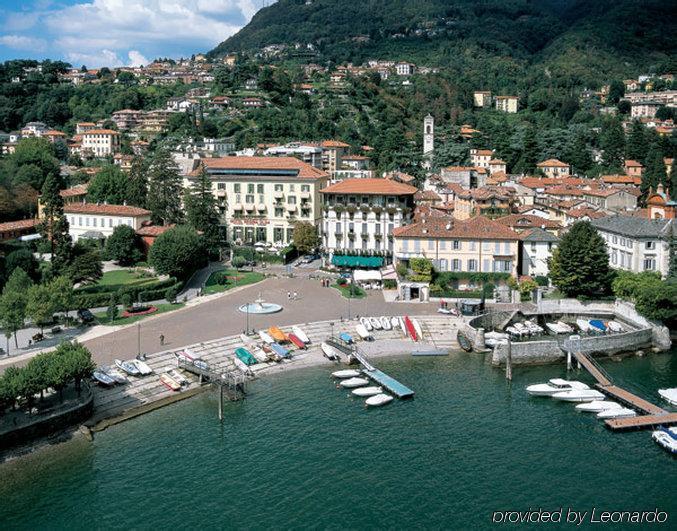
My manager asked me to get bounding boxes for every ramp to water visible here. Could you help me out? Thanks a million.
[362,369,415,398]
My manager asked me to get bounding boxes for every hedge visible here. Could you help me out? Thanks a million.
[72,278,182,309]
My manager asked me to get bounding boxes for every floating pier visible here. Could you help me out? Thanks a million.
[572,351,676,431]
[362,368,415,399]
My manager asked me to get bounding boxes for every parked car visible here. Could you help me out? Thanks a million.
[301,254,320,264]
[78,308,95,324]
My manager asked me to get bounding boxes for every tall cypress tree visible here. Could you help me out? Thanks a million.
[624,120,647,163]
[39,173,72,276]
[668,158,677,199]
[641,144,667,199]
[514,124,538,175]
[565,131,592,176]
[147,148,184,226]
[184,166,223,256]
[127,156,148,208]
[600,118,625,171]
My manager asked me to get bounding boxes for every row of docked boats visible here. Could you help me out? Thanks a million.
[574,318,625,334]
[357,315,423,342]
[505,320,544,338]
[331,369,394,407]
[92,358,154,385]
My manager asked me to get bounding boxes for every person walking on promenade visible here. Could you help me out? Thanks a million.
[159,333,165,346]
[287,291,291,300]
[293,291,298,300]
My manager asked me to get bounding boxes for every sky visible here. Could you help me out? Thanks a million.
[0,0,269,67]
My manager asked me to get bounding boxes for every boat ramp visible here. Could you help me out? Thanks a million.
[351,347,414,399]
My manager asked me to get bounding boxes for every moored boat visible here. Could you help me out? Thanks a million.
[606,320,624,333]
[235,347,258,365]
[352,386,383,397]
[291,326,310,344]
[258,330,275,344]
[658,388,677,406]
[575,400,622,412]
[321,342,341,361]
[339,377,370,388]
[339,332,353,344]
[365,393,394,407]
[403,316,418,341]
[360,317,373,332]
[268,326,288,342]
[551,389,605,402]
[457,332,472,352]
[576,319,593,333]
[288,333,307,349]
[380,317,392,330]
[597,407,636,419]
[589,319,607,333]
[115,358,140,376]
[332,369,361,379]
[652,427,677,454]
[526,378,589,396]
[167,369,188,386]
[93,370,115,386]
[270,342,291,359]
[355,324,372,341]
[369,317,382,330]
[159,373,181,391]
[130,359,153,375]
[412,318,423,340]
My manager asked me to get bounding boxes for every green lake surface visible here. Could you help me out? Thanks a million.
[1,350,675,529]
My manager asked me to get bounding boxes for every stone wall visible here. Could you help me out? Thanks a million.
[562,329,654,356]
[492,340,565,366]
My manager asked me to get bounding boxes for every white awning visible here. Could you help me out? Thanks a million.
[353,269,382,282]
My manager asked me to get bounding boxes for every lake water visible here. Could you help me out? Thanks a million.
[1,350,675,529]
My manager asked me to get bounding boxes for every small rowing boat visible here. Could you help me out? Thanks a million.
[403,316,417,341]
[589,319,607,333]
[130,359,153,375]
[380,316,392,330]
[235,347,258,366]
[159,373,181,391]
[270,342,291,359]
[457,332,472,352]
[369,317,382,330]
[390,317,400,329]
[576,319,593,333]
[606,320,624,333]
[355,324,372,341]
[250,347,269,362]
[258,330,275,344]
[291,326,310,344]
[268,326,288,342]
[321,342,341,361]
[352,386,383,397]
[115,359,140,376]
[288,333,306,349]
[412,318,423,340]
[167,369,188,386]
[93,370,115,386]
[360,317,373,332]
[103,367,127,384]
[365,393,394,407]
[332,369,361,379]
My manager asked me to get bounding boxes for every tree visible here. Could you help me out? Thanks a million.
[147,148,184,226]
[292,221,320,254]
[231,255,247,270]
[607,80,625,105]
[669,157,677,199]
[0,268,33,347]
[106,294,118,324]
[641,144,667,199]
[127,156,148,208]
[67,244,103,285]
[5,248,40,282]
[600,119,625,171]
[26,283,57,333]
[514,124,538,175]
[625,121,647,163]
[2,137,60,191]
[39,173,72,276]
[49,276,75,320]
[87,165,129,204]
[565,132,592,176]
[105,224,141,265]
[184,166,222,255]
[148,226,207,280]
[548,221,614,297]
[165,285,179,304]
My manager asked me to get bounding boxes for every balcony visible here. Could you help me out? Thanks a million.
[232,204,243,211]
[273,190,284,199]
[286,204,298,212]
[244,203,255,212]
[256,204,266,211]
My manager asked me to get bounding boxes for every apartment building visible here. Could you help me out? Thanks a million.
[81,129,121,157]
[536,159,571,178]
[495,96,519,113]
[64,203,151,241]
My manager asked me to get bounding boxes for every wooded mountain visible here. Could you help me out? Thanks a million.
[210,0,676,89]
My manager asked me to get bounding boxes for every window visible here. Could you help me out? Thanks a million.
[468,259,477,272]
[362,212,368,221]
[414,240,421,251]
[246,194,254,204]
[235,194,241,204]
[247,183,254,194]
[452,259,461,271]
[275,208,284,218]
[274,184,283,192]
[469,241,476,251]
[440,240,446,250]
[301,184,310,192]
[362,223,368,235]
[612,235,617,244]
[453,240,460,250]
[85,217,90,226]
[287,196,296,205]
[375,223,381,234]
[93,218,97,227]
[289,184,295,192]
[494,242,501,254]
[645,241,655,250]
[273,228,283,242]
[109,218,113,227]
[234,183,241,193]
[428,240,434,251]
[548,242,553,251]
[375,213,381,221]
[259,194,265,204]
[79,217,82,226]
[402,239,409,251]
[620,237,625,246]
[217,182,226,190]
[531,242,537,252]
[626,239,632,249]
[504,241,511,254]
[611,250,617,264]
[257,184,264,194]
[643,257,655,271]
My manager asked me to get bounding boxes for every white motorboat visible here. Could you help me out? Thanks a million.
[258,330,275,344]
[332,369,361,379]
[485,331,508,341]
[291,326,310,344]
[321,342,342,361]
[250,348,268,363]
[130,359,153,376]
[355,324,372,341]
[513,322,530,336]
[524,320,543,334]
[352,386,383,397]
[657,388,677,406]
[380,316,392,330]
[240,333,256,347]
[606,320,624,333]
[412,318,423,340]
[546,322,562,334]
[365,393,394,407]
[576,319,593,332]
[506,326,524,337]
[115,358,140,376]
[93,370,115,386]
[399,317,407,337]
[167,369,189,386]
[369,317,382,330]
[339,377,370,388]
[103,367,127,384]
[391,317,400,329]
[551,389,605,402]
[526,378,589,396]
[557,321,574,333]
[652,427,677,454]
[360,317,373,332]
[575,400,622,413]
[597,408,636,419]
[234,357,253,375]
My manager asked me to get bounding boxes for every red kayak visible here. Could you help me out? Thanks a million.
[404,316,418,341]
[288,333,306,349]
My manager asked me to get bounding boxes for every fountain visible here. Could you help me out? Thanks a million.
[238,292,283,314]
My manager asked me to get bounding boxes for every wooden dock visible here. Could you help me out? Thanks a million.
[572,351,675,431]
[362,368,415,399]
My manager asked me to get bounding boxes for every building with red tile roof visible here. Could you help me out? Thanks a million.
[536,158,571,178]
[63,202,152,241]
[0,218,39,242]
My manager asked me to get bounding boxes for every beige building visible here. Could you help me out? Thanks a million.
[64,203,151,241]
[320,140,350,173]
[470,148,493,168]
[393,215,520,275]
[188,157,328,246]
[536,159,570,178]
[473,91,492,108]
[495,96,519,113]
[81,129,121,157]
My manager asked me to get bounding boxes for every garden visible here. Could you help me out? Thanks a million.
[203,268,265,295]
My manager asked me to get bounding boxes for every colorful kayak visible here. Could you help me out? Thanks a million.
[589,319,607,332]
[291,326,310,344]
[339,332,353,344]
[270,342,291,358]
[404,316,418,341]
[235,347,258,366]
[288,333,306,349]
[159,373,181,391]
[268,326,288,342]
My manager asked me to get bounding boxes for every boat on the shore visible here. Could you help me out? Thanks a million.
[403,316,417,341]
[527,378,589,396]
[339,377,369,388]
[332,369,361,379]
[399,317,407,337]
[366,393,393,407]
[115,359,140,376]
[575,400,622,413]
[268,326,288,343]
[457,332,472,352]
[360,317,373,332]
[291,326,310,344]
[93,370,115,386]
[552,389,605,402]
[546,322,567,334]
[130,359,153,376]
[250,347,269,363]
[391,317,400,329]
[321,342,341,361]
[505,325,525,338]
[652,427,677,454]
[240,333,257,347]
[159,373,181,391]
[235,347,258,366]
[258,330,275,344]
[576,319,593,333]
[167,369,188,386]
[339,332,353,344]
[234,357,253,374]
[103,367,128,384]
[380,317,392,330]
[356,324,372,341]
[369,317,382,330]
[270,342,291,359]
[352,386,383,397]
[589,319,607,333]
[658,388,677,406]
[597,408,636,419]
[412,318,423,340]
[288,333,307,349]
[557,321,574,333]
[606,320,624,333]
[193,359,210,371]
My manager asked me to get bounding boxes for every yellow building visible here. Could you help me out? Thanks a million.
[187,157,328,246]
[393,215,520,275]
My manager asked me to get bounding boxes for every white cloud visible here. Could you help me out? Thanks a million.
[66,49,123,68]
[0,34,47,51]
[127,50,148,67]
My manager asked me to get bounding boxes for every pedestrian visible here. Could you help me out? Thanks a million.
[287,291,291,300]
[159,333,165,346]
[293,291,298,300]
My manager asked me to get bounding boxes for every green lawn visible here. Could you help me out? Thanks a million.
[203,269,265,295]
[94,303,184,326]
[332,283,366,299]
[81,269,160,294]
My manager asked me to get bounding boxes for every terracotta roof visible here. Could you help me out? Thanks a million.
[624,160,643,167]
[489,159,506,165]
[83,129,119,135]
[456,188,510,201]
[321,178,417,195]
[555,199,586,210]
[393,215,519,241]
[44,129,66,136]
[60,183,89,197]
[192,156,328,179]
[601,174,641,185]
[583,188,632,198]
[566,207,605,219]
[544,186,584,197]
[496,214,561,230]
[321,140,350,148]
[64,203,151,216]
[474,149,493,156]
[414,190,441,201]
[537,158,570,168]
[136,224,174,236]
[0,218,39,232]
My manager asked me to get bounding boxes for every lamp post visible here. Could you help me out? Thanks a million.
[329,321,334,340]
[245,302,250,335]
[136,322,144,360]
